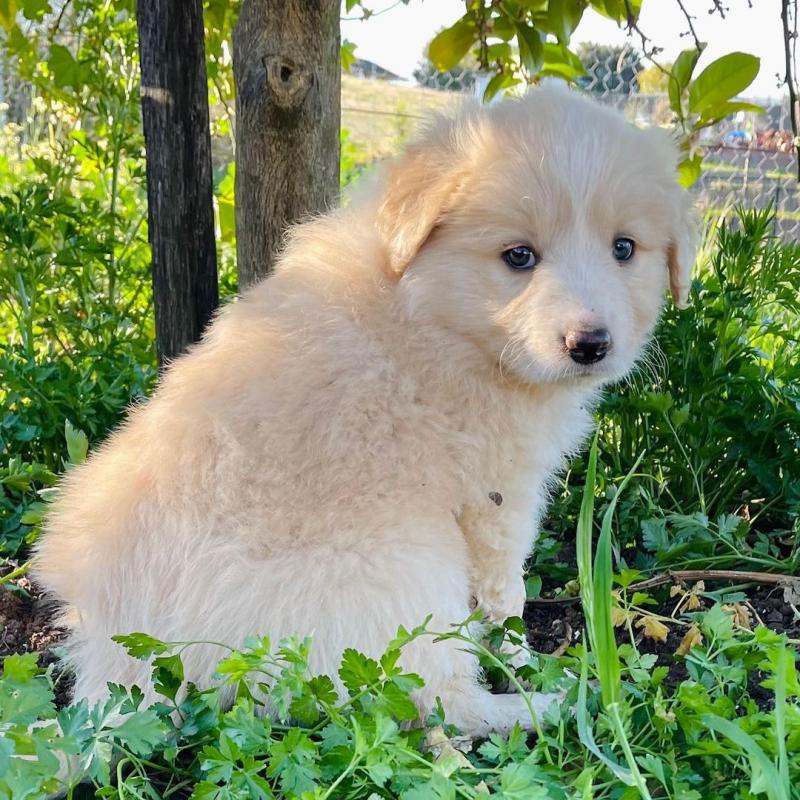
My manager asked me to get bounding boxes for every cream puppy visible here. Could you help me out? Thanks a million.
[35,86,694,737]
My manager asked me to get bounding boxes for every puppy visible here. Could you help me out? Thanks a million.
[35,86,694,737]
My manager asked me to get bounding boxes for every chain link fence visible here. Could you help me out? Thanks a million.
[343,58,800,241]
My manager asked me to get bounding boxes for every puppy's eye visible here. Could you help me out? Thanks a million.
[613,237,635,262]
[502,246,538,270]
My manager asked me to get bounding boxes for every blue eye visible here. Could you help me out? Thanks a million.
[613,237,635,262]
[502,246,538,270]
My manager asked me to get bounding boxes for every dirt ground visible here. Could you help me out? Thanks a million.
[0,565,73,707]
[2,559,798,711]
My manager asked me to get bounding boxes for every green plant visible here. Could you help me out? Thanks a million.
[0,1,157,470]
[2,479,799,798]
[1,433,798,799]
[340,128,373,189]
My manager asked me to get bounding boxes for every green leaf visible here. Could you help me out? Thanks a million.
[111,632,171,659]
[577,435,598,638]
[701,714,787,799]
[288,691,321,725]
[112,709,168,756]
[0,0,17,30]
[64,419,88,465]
[367,761,393,787]
[677,154,703,188]
[545,0,585,43]
[402,773,458,799]
[21,0,49,21]
[152,653,184,701]
[377,680,419,721]
[338,648,382,693]
[48,44,82,90]
[668,48,701,115]
[515,22,544,76]
[688,52,760,115]
[2,651,40,681]
[341,39,357,73]
[640,517,669,553]
[20,500,47,525]
[0,671,55,724]
[497,763,551,798]
[478,725,529,766]
[593,451,643,708]
[266,728,320,795]
[590,0,639,21]
[701,603,734,641]
[541,43,586,81]
[428,17,476,72]
[525,575,542,600]
[483,71,520,102]
[308,674,338,706]
[698,100,764,122]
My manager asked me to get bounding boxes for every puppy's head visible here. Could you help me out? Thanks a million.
[376,86,695,387]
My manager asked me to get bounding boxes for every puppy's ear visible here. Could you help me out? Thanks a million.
[643,127,698,309]
[667,193,698,309]
[375,143,463,275]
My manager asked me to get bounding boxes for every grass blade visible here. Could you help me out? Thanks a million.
[701,714,788,800]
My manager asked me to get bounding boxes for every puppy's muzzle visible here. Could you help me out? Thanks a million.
[564,329,611,365]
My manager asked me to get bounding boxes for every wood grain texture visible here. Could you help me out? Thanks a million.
[137,0,219,365]
[233,0,341,288]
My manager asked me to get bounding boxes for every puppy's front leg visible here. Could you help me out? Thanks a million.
[458,491,539,624]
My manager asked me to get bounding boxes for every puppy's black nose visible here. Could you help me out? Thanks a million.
[565,329,611,365]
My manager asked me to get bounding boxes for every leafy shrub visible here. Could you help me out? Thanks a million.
[1,603,798,798]
[0,1,156,471]
[0,1,242,472]
[0,457,55,560]
[0,179,157,469]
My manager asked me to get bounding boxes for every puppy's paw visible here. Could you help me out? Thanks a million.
[488,691,565,733]
[527,690,567,724]
[473,572,526,623]
[500,636,534,673]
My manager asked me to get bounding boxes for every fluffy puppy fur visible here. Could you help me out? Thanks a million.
[35,86,695,737]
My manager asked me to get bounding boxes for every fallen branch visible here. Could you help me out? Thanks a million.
[529,569,800,606]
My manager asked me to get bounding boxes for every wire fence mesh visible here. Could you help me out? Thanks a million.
[344,58,800,241]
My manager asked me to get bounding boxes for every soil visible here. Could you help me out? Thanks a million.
[525,586,800,655]
[1,559,798,712]
[524,581,800,713]
[0,562,73,708]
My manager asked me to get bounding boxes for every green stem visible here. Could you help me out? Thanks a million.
[608,701,652,800]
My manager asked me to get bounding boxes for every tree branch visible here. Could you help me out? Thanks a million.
[529,569,800,606]
[781,0,800,180]
[675,0,703,51]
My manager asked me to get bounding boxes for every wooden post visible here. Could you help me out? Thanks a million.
[137,0,219,365]
[233,0,341,288]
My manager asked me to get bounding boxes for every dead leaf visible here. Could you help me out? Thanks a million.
[782,579,800,606]
[636,614,670,642]
[671,581,705,611]
[724,603,752,631]
[656,707,676,722]
[675,623,703,656]
[684,593,703,611]
[424,727,474,774]
[612,606,631,627]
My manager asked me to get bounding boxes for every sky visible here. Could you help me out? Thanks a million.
[341,0,786,100]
